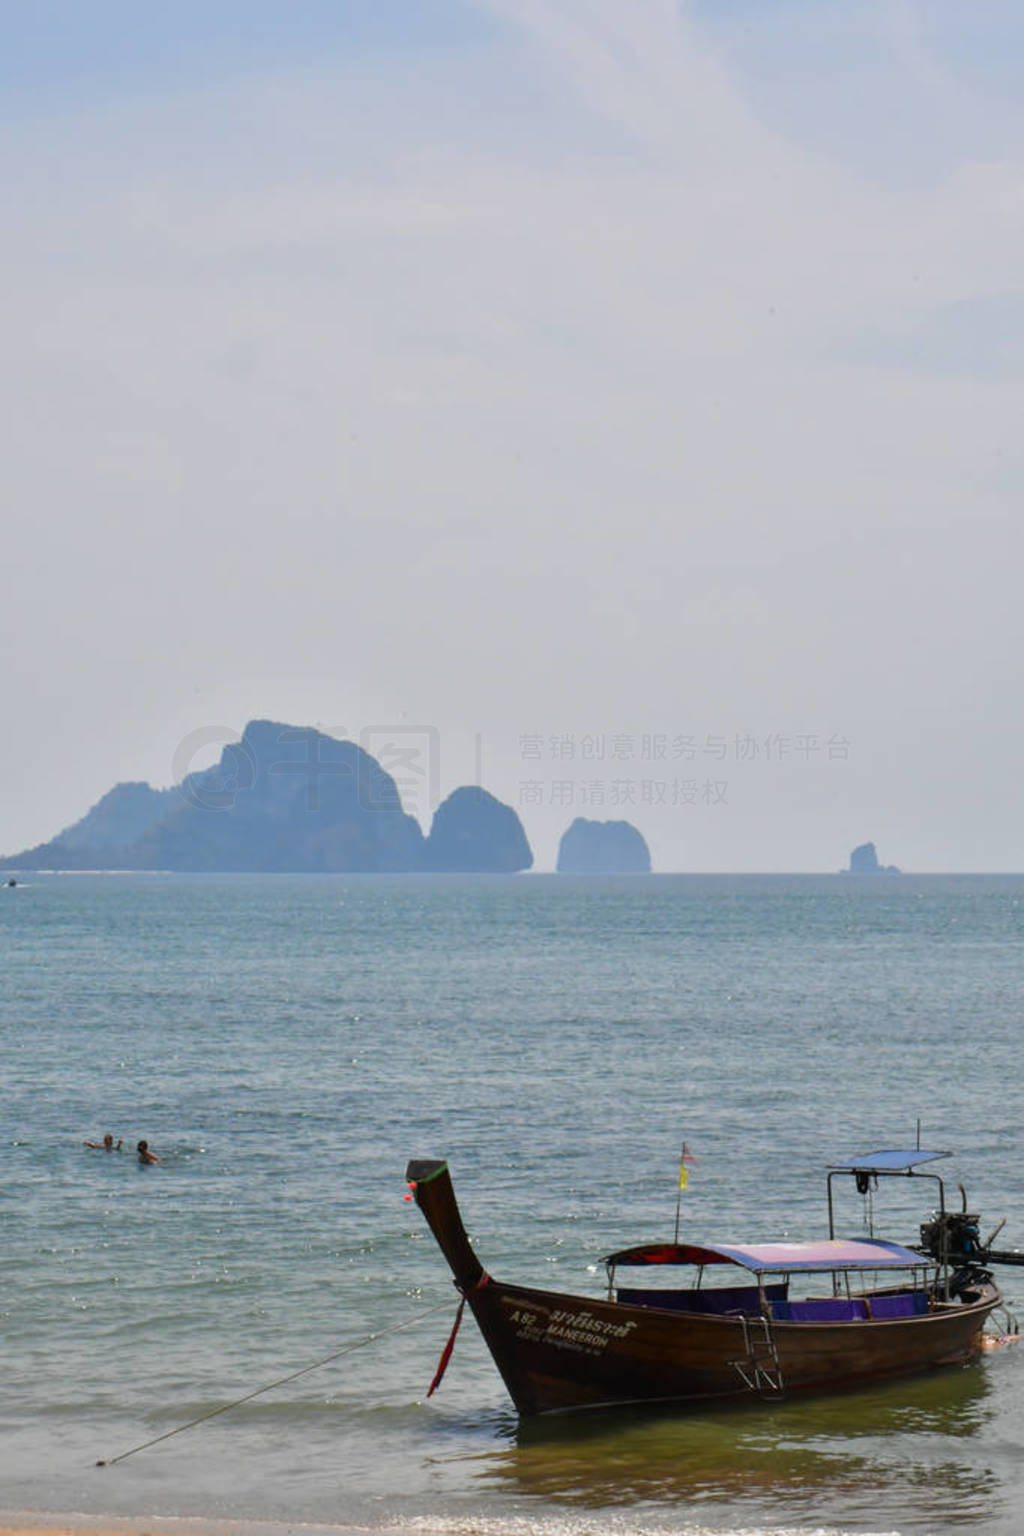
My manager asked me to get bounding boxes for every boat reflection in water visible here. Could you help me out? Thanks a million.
[482,1362,1002,1527]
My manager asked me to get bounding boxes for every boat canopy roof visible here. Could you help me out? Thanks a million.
[828,1149,950,1173]
[604,1238,930,1274]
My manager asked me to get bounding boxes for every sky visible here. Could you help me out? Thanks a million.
[3,0,1024,871]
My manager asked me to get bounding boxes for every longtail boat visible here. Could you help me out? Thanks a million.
[406,1149,1019,1415]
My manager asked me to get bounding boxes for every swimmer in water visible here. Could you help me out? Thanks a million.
[84,1133,122,1151]
[137,1139,160,1164]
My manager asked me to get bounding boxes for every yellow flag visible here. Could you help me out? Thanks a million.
[674,1142,695,1244]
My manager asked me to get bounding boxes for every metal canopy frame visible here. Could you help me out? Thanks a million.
[826,1149,951,1271]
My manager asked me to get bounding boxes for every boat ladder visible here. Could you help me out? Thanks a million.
[729,1314,784,1397]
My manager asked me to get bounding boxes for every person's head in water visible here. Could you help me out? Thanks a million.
[137,1139,160,1164]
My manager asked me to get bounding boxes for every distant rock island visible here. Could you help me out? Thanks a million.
[843,841,901,875]
[556,817,651,874]
[50,780,176,861]
[422,786,533,872]
[0,720,533,875]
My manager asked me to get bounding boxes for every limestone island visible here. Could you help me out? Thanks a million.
[556,817,651,874]
[0,719,533,875]
[421,786,533,873]
[842,841,901,875]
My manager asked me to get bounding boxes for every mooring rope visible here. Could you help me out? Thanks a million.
[96,1297,454,1468]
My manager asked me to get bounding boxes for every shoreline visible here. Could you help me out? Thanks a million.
[0,1521,409,1536]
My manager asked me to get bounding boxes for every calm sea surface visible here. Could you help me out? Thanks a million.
[3,873,1024,1536]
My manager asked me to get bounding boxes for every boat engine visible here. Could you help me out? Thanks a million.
[919,1209,983,1265]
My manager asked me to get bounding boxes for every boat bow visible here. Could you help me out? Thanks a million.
[406,1158,486,1291]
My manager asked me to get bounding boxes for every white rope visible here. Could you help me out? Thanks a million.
[96,1298,453,1468]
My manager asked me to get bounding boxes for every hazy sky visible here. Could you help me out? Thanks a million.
[4,1,1024,871]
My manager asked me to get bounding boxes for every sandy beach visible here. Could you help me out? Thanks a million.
[0,1522,388,1536]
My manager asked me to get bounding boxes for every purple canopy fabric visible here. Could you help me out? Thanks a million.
[606,1238,929,1272]
[707,1239,929,1273]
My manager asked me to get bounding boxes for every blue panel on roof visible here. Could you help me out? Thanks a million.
[829,1149,951,1172]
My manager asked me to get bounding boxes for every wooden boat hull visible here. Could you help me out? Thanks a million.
[464,1275,999,1415]
[406,1158,1002,1416]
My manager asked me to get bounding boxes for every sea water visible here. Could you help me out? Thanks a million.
[3,872,1024,1536]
